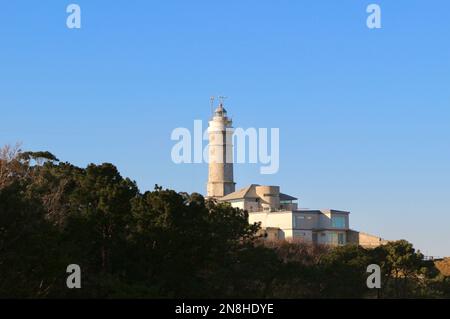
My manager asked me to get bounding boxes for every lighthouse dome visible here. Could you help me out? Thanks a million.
[214,103,227,117]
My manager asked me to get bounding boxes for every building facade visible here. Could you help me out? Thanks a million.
[220,184,350,245]
[206,102,386,247]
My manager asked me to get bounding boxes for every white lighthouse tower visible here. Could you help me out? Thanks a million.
[207,100,235,198]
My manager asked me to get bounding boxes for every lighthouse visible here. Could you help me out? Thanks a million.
[206,102,236,198]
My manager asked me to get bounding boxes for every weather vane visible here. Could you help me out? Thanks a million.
[218,96,228,105]
[210,96,215,116]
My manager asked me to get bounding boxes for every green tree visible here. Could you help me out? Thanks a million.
[371,240,439,298]
[0,181,64,297]
[1,145,447,299]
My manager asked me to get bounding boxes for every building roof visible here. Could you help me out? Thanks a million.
[219,184,298,202]
[219,184,260,201]
[295,209,350,215]
[280,193,298,201]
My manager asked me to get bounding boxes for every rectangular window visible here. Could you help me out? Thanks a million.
[328,233,345,245]
[331,216,346,228]
[328,233,338,244]
[295,216,304,228]
[312,233,318,243]
[338,233,345,245]
[293,231,306,237]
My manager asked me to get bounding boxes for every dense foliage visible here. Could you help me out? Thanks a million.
[0,145,448,298]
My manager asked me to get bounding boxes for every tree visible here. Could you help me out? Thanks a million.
[0,145,447,299]
[0,181,64,297]
[371,240,439,298]
[317,245,373,298]
[128,188,262,298]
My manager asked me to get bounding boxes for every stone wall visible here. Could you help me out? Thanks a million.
[347,230,387,248]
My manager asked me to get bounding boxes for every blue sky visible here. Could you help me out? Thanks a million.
[1,1,449,256]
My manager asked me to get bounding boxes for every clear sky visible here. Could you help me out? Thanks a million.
[1,1,449,256]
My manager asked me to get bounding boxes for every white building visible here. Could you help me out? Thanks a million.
[206,102,385,247]
[220,184,349,245]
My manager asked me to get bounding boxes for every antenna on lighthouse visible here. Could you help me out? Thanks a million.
[210,96,215,116]
[218,96,228,106]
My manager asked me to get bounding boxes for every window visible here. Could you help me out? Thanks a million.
[327,232,345,245]
[338,233,345,245]
[294,231,306,237]
[295,216,304,228]
[293,231,308,243]
[331,216,346,228]
[328,233,338,244]
[312,233,318,243]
